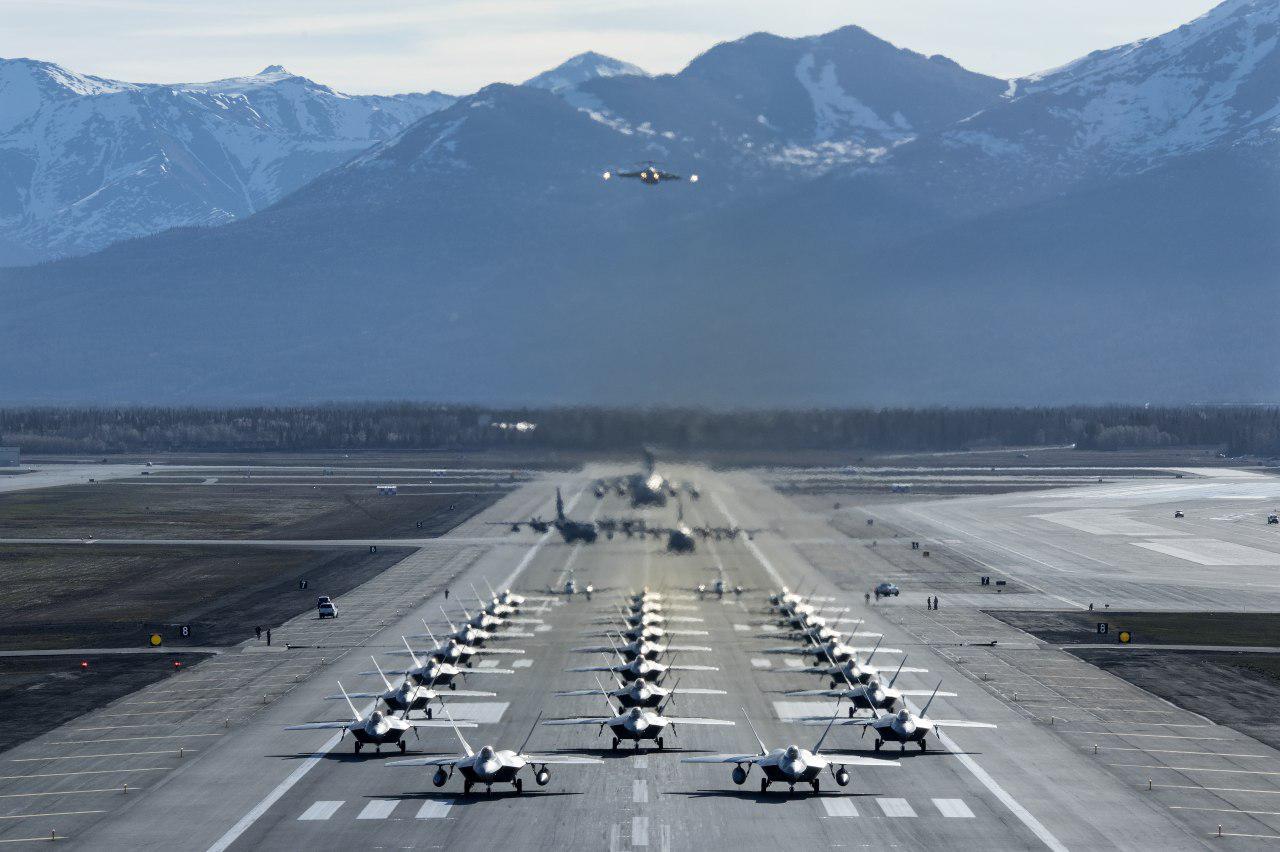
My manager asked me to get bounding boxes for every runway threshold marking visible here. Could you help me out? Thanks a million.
[711,490,1070,852]
[933,798,975,818]
[820,798,858,817]
[205,488,584,852]
[876,798,916,818]
[356,800,397,820]
[633,779,648,803]
[297,801,342,821]
[631,816,649,846]
[416,800,452,819]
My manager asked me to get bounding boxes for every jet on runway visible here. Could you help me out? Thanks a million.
[683,705,898,793]
[801,682,996,753]
[287,681,475,755]
[543,677,733,751]
[388,706,601,794]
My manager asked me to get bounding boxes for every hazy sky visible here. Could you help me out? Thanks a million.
[1,0,1224,94]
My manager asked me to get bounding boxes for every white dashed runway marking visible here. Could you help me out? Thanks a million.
[356,800,397,820]
[512,659,534,668]
[750,658,771,669]
[297,801,342,821]
[821,798,858,817]
[934,798,975,818]
[416,800,452,819]
[877,798,917,818]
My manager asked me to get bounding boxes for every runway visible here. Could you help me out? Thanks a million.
[1,467,1277,849]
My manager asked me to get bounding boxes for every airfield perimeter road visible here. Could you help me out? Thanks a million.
[5,467,1280,848]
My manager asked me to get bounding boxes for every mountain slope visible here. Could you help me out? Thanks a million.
[0,60,454,264]
[0,2,1275,406]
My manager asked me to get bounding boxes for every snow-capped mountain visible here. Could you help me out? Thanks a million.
[903,0,1280,210]
[0,1,1276,407]
[524,52,647,93]
[0,60,454,264]
[556,26,1006,174]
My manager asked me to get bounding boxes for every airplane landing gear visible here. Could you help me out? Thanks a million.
[848,707,856,718]
[874,739,883,752]
[399,741,407,754]
[919,740,928,752]
[354,741,362,754]
[449,682,457,690]
[656,737,664,750]
[760,778,769,794]
[426,708,434,719]
[514,778,523,794]
[611,737,619,751]
[462,780,472,795]
[811,780,820,793]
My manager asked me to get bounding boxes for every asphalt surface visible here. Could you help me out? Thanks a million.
[2,466,1280,848]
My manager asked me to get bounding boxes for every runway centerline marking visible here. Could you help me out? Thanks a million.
[820,798,858,817]
[633,779,648,803]
[934,798,975,818]
[297,801,342,821]
[357,799,398,820]
[876,798,916,818]
[712,489,1070,852]
[205,488,584,852]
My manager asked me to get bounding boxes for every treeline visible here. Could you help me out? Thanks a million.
[2,404,1280,456]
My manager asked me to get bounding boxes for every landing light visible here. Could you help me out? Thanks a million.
[690,174,699,183]
[602,171,612,180]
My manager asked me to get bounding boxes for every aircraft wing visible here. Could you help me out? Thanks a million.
[668,718,735,726]
[553,689,611,697]
[408,720,477,728]
[761,646,815,655]
[491,631,536,638]
[571,645,616,654]
[783,689,844,698]
[663,645,714,652]
[474,647,526,654]
[929,720,997,729]
[463,668,515,675]
[843,647,903,655]
[359,669,411,677]
[824,754,902,768]
[893,666,930,674]
[790,666,837,675]
[897,690,956,698]
[565,666,618,673]
[799,718,877,727]
[448,690,498,698]
[541,717,611,726]
[668,664,719,672]
[680,754,762,764]
[505,618,545,625]
[285,722,352,731]
[673,688,728,695]
[325,692,383,700]
[519,753,605,765]
[387,755,463,768]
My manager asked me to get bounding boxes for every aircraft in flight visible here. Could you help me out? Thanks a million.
[543,677,733,750]
[388,706,601,794]
[682,705,898,793]
[801,682,996,752]
[602,162,699,185]
[287,681,474,755]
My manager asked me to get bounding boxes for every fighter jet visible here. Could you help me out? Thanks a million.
[801,682,996,752]
[566,651,718,684]
[602,161,699,185]
[682,705,898,793]
[555,671,725,709]
[438,606,535,646]
[795,640,928,688]
[369,637,515,689]
[286,681,474,755]
[401,622,525,668]
[785,657,956,716]
[573,632,713,662]
[543,677,732,750]
[336,657,496,718]
[469,585,544,626]
[388,705,601,794]
[764,632,899,666]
